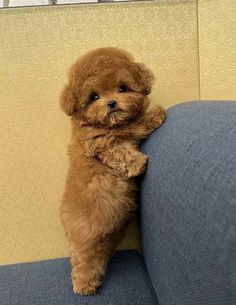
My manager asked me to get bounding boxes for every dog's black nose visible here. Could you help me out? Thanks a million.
[107,100,117,109]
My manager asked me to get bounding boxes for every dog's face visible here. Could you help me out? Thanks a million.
[60,48,155,128]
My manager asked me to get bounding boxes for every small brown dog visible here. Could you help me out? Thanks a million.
[59,47,165,295]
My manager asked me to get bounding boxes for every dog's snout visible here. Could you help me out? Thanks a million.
[107,100,117,109]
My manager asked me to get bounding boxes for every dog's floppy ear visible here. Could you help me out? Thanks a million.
[60,83,78,116]
[135,63,155,95]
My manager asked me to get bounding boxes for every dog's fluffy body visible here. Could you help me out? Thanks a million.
[59,47,165,295]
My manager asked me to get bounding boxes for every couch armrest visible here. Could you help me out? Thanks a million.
[139,101,236,305]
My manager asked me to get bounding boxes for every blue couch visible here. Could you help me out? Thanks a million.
[1,101,235,305]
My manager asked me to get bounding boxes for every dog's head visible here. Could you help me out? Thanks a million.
[60,47,155,128]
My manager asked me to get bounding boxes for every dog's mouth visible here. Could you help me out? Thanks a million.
[108,108,123,115]
[107,108,128,126]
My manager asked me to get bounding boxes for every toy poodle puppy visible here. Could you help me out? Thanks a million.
[59,47,165,295]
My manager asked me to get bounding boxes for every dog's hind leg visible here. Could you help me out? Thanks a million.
[70,226,128,295]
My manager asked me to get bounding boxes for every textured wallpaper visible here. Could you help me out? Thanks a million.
[1,0,235,265]
[198,0,236,100]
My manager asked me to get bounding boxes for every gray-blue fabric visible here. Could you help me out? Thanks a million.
[139,101,236,305]
[0,250,157,305]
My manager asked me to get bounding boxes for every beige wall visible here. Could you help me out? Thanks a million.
[198,0,236,100]
[0,0,235,265]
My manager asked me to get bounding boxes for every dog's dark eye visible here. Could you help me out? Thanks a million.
[89,92,100,102]
[119,85,128,93]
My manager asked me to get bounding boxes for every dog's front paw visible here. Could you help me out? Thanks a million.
[147,104,166,130]
[127,154,148,178]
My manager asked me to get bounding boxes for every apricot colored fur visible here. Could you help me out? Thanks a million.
[59,47,165,295]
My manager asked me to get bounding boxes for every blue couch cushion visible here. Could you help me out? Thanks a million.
[140,101,236,305]
[0,250,157,305]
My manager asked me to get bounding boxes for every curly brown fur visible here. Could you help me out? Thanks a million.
[59,47,165,295]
